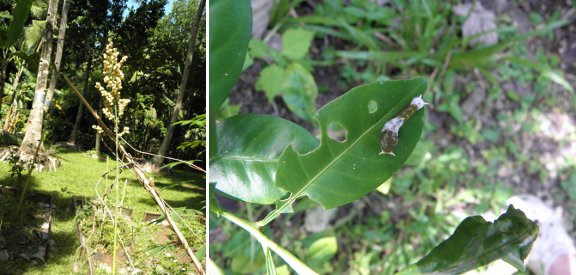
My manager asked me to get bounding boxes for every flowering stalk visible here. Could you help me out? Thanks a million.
[94,38,129,274]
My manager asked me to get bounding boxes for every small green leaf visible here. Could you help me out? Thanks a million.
[281,29,315,60]
[481,128,500,143]
[212,114,319,204]
[307,234,338,263]
[255,64,286,101]
[275,78,427,210]
[281,63,318,121]
[249,38,270,59]
[195,244,206,261]
[398,205,539,275]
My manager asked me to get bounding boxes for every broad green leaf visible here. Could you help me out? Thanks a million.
[209,0,251,159]
[209,0,251,110]
[0,0,34,48]
[281,28,315,60]
[212,114,319,204]
[255,64,285,101]
[281,63,318,121]
[274,78,427,212]
[398,205,539,275]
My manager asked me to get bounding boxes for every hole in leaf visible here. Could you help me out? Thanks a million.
[368,100,378,113]
[327,121,347,142]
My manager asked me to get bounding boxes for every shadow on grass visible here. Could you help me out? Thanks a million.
[0,174,79,274]
[133,170,206,212]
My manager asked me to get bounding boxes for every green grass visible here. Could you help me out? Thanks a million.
[0,149,206,274]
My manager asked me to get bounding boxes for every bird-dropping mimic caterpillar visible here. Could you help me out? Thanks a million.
[380,95,427,156]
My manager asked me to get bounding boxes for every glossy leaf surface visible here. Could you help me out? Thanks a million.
[209,0,251,111]
[212,114,319,204]
[276,78,427,209]
[209,0,251,158]
[398,205,539,274]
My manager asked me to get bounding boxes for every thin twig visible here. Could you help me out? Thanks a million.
[121,137,205,173]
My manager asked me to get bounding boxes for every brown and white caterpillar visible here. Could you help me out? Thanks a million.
[380,95,427,156]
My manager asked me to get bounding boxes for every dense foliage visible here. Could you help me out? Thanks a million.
[1,0,206,167]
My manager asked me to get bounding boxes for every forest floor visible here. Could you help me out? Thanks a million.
[223,0,576,272]
[0,148,205,274]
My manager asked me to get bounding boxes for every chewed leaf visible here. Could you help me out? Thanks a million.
[398,205,539,275]
[275,78,427,210]
[211,114,319,204]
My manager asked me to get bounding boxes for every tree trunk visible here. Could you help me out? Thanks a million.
[44,0,70,109]
[19,0,59,161]
[153,0,205,165]
[69,53,92,144]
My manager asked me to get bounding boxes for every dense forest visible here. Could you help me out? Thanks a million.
[1,0,206,167]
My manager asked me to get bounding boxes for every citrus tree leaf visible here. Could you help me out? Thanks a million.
[209,0,251,110]
[397,205,539,274]
[275,78,427,210]
[209,0,251,158]
[212,114,319,204]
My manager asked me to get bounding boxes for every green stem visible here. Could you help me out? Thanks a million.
[220,211,318,275]
[112,106,119,274]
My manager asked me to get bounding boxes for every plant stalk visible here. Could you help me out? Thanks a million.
[221,211,318,275]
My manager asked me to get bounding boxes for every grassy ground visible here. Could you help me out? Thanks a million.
[0,148,205,274]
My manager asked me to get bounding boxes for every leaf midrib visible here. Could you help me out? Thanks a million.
[283,88,422,206]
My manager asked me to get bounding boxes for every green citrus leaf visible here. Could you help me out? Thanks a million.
[209,0,251,159]
[398,205,539,275]
[275,78,427,210]
[211,114,319,204]
[209,0,251,111]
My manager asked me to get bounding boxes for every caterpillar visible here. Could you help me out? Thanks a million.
[380,95,427,156]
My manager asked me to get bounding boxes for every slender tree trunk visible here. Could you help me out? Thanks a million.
[44,0,70,109]
[69,53,92,144]
[19,0,59,161]
[153,0,205,165]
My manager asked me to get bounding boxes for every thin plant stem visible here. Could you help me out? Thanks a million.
[112,102,120,274]
[221,211,318,275]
